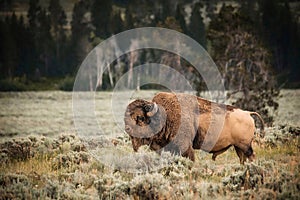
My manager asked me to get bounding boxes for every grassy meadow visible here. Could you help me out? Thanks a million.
[0,90,299,199]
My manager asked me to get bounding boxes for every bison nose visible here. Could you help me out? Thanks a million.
[125,125,132,134]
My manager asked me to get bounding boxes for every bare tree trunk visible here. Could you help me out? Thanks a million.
[111,37,122,75]
[127,40,139,89]
[89,73,93,91]
[136,69,140,91]
[96,48,103,89]
[107,65,114,87]
[127,62,133,88]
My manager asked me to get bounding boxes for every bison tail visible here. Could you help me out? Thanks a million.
[250,112,265,138]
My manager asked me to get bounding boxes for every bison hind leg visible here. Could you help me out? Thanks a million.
[234,146,246,164]
[234,145,255,164]
[245,146,256,162]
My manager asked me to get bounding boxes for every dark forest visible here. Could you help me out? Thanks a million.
[0,0,299,91]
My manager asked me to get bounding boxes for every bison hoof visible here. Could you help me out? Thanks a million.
[212,154,216,161]
[248,153,256,162]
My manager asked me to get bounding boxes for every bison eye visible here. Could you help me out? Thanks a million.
[137,116,145,122]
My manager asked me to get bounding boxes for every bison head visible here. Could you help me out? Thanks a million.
[124,99,166,151]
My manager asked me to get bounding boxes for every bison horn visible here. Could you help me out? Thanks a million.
[146,103,158,117]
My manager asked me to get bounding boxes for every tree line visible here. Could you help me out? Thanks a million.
[0,0,298,87]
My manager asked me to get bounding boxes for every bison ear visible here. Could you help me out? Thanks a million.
[145,103,158,117]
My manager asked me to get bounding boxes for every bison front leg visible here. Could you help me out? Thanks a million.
[164,142,195,161]
[130,137,142,152]
[182,145,195,161]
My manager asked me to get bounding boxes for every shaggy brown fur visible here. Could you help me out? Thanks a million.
[124,92,264,164]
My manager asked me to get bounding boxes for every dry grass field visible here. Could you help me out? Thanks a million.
[0,90,299,199]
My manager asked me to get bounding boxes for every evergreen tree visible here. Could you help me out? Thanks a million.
[189,2,206,48]
[17,15,33,77]
[70,0,92,72]
[71,0,90,41]
[91,0,113,38]
[10,12,22,77]
[48,0,67,75]
[27,0,40,33]
[259,0,300,86]
[175,3,188,34]
[157,0,173,22]
[0,19,4,78]
[0,0,13,12]
[123,0,156,27]
[27,0,41,77]
[124,6,134,30]
[36,8,53,76]
[0,13,31,79]
[111,11,124,34]
[0,15,17,79]
[240,0,259,23]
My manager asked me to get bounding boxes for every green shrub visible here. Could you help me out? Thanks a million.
[58,76,75,91]
[130,173,170,199]
[222,164,264,191]
[51,152,89,171]
[0,139,32,162]
[0,173,41,199]
[0,77,65,91]
[0,79,27,91]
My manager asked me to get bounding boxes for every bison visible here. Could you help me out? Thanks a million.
[124,92,264,164]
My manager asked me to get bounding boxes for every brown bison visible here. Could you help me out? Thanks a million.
[124,92,264,164]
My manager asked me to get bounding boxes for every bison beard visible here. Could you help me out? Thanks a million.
[124,92,264,164]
